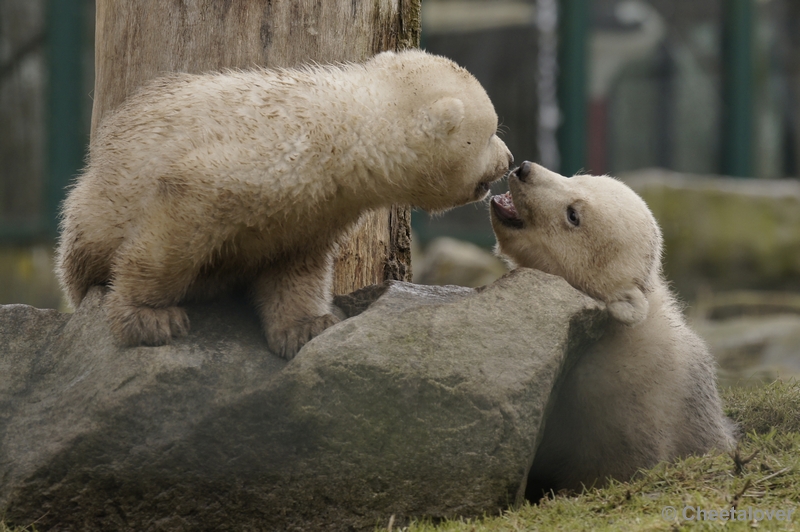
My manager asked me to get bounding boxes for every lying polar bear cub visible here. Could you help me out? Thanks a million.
[56,50,513,359]
[490,161,735,496]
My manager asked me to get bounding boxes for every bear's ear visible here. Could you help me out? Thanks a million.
[421,97,465,137]
[606,287,648,326]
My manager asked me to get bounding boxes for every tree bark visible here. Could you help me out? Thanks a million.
[92,0,418,295]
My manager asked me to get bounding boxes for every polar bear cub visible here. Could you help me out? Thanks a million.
[490,161,735,495]
[57,50,513,359]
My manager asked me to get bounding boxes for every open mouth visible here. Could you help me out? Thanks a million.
[490,192,523,228]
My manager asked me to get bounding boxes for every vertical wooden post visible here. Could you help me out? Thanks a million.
[92,0,418,295]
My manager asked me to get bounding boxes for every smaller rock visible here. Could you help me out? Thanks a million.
[414,237,508,287]
[690,290,800,385]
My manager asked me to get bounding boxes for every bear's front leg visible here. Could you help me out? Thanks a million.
[252,251,340,360]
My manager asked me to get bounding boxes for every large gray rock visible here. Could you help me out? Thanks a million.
[0,269,607,531]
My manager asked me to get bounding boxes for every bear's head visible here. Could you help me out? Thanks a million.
[368,50,513,211]
[490,162,663,326]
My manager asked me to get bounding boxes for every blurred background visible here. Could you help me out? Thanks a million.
[2,0,799,383]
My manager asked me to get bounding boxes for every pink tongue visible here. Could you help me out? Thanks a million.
[492,192,518,218]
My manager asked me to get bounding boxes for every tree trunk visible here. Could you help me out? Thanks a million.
[92,0,418,295]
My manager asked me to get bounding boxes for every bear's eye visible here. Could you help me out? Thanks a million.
[567,206,580,227]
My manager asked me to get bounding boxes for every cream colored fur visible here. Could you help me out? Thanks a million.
[56,50,513,359]
[490,162,735,495]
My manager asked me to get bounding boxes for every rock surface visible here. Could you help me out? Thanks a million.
[0,269,607,531]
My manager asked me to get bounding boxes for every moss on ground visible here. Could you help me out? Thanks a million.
[725,379,800,435]
[3,382,799,532]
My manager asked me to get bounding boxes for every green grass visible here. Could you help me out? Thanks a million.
[725,379,800,435]
[3,382,799,532]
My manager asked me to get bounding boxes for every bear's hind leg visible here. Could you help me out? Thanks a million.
[104,235,200,347]
[106,290,190,346]
[252,250,340,360]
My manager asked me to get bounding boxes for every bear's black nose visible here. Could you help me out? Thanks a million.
[515,161,532,182]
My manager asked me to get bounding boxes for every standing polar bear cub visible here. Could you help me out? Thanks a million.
[57,50,513,359]
[490,162,735,495]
